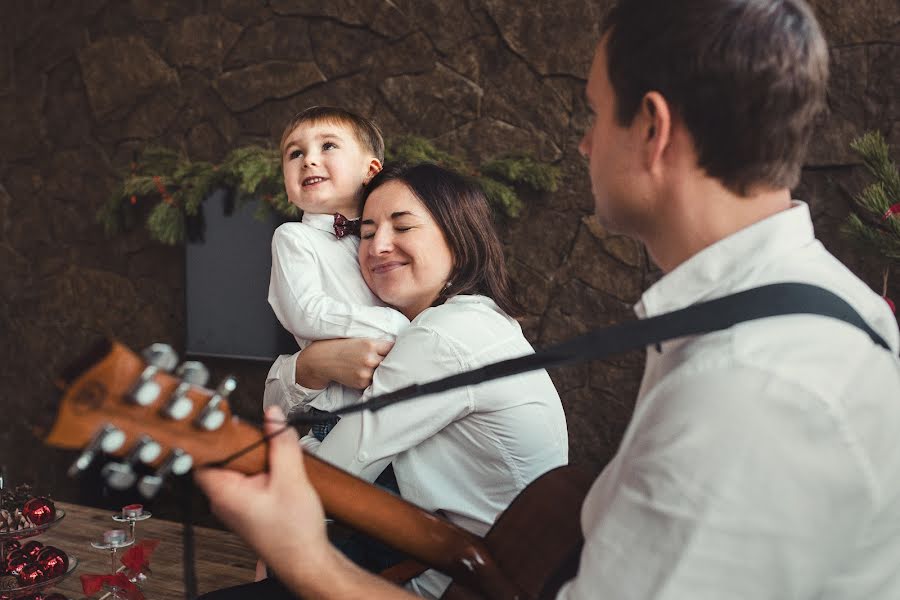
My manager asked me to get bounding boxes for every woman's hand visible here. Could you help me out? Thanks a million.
[295,338,394,390]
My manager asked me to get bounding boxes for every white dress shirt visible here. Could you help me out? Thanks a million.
[265,213,409,414]
[313,295,569,598]
[558,202,900,600]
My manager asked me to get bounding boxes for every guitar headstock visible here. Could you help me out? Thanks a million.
[45,340,266,498]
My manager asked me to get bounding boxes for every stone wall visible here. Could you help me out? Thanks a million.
[1,0,897,517]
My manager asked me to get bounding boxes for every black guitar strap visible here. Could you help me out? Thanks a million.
[326,282,893,418]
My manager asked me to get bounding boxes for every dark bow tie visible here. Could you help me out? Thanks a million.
[333,213,361,239]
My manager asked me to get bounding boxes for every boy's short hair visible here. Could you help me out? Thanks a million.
[279,106,385,162]
[601,0,829,194]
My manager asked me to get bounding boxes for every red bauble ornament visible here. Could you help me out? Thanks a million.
[37,547,68,578]
[23,497,55,526]
[6,551,30,574]
[22,541,43,559]
[5,540,21,554]
[17,561,44,586]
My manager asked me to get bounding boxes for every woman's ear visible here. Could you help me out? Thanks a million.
[364,158,383,184]
[641,91,671,173]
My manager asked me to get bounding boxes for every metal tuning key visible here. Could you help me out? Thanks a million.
[136,448,194,499]
[68,425,127,477]
[162,361,209,420]
[194,375,237,431]
[125,343,178,407]
[100,435,163,491]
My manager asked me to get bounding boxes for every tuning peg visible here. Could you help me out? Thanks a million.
[176,361,209,386]
[162,362,210,420]
[126,344,178,407]
[136,448,193,499]
[142,343,179,371]
[67,425,126,478]
[100,435,163,491]
[194,375,237,431]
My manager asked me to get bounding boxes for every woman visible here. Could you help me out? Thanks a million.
[208,163,568,599]
[302,163,568,597]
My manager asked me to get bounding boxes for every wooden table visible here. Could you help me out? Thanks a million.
[32,502,257,599]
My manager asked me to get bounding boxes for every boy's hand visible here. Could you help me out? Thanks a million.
[296,338,393,390]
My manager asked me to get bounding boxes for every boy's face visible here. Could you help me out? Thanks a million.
[282,121,381,217]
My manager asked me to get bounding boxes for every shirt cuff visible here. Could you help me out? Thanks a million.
[264,352,326,414]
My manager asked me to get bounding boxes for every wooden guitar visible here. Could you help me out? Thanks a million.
[44,340,594,600]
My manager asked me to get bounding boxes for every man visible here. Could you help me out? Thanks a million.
[196,1,900,598]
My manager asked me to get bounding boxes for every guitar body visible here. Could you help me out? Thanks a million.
[443,465,594,600]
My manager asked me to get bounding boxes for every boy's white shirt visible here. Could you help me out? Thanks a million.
[264,212,409,417]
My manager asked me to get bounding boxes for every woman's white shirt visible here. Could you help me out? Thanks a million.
[311,295,569,597]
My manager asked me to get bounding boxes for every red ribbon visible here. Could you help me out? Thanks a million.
[883,202,900,220]
[121,539,160,574]
[80,539,160,599]
[80,573,144,600]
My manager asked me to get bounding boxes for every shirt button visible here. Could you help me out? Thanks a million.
[357,451,369,462]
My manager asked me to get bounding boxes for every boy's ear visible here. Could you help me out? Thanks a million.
[364,158,383,184]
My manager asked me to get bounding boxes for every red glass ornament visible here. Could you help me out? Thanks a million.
[17,561,44,586]
[37,547,68,578]
[6,551,30,575]
[22,541,43,559]
[4,540,21,554]
[23,497,55,526]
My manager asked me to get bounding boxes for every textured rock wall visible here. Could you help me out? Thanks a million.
[1,1,897,516]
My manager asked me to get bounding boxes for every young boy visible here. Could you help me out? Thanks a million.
[264,106,409,447]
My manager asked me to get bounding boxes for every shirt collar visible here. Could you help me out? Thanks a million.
[635,201,815,318]
[302,212,340,236]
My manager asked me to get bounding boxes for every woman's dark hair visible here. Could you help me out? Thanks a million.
[359,163,522,318]
[602,0,828,194]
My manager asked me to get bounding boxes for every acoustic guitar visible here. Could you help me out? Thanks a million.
[44,339,594,600]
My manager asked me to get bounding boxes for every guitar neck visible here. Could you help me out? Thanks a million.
[46,340,525,600]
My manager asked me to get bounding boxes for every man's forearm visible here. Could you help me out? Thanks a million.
[275,544,420,600]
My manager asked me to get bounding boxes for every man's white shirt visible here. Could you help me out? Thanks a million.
[558,202,900,599]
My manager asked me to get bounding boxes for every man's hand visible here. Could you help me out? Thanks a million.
[195,406,331,578]
[194,406,420,600]
[296,338,394,390]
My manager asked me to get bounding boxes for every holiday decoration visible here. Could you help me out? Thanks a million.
[37,547,68,579]
[17,562,44,586]
[98,137,560,244]
[843,130,899,314]
[23,498,55,527]
[21,541,43,560]
[0,482,74,598]
[6,552,29,575]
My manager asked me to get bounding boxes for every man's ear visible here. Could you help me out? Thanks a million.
[364,158,383,184]
[640,92,671,173]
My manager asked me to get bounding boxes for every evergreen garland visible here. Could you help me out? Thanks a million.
[100,136,560,244]
[844,130,900,260]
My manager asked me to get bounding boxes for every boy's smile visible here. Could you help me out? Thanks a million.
[282,121,381,218]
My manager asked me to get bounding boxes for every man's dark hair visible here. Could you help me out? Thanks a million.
[280,106,384,162]
[360,163,522,318]
[602,0,829,194]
